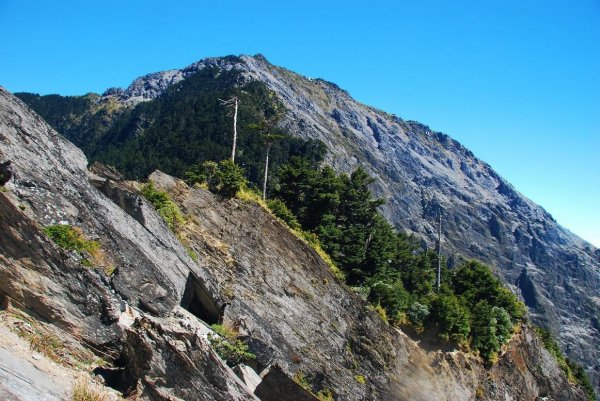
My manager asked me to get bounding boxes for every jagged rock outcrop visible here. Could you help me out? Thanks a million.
[0,87,255,400]
[149,170,588,401]
[0,86,219,318]
[122,313,259,401]
[61,54,597,389]
[0,86,591,400]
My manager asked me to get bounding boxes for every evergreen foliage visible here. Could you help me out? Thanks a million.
[141,180,185,232]
[208,324,255,367]
[184,159,246,197]
[17,68,325,186]
[270,158,527,362]
[267,199,301,230]
[15,92,124,152]
[211,160,246,197]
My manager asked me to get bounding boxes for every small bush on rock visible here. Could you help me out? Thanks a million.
[141,180,185,232]
[208,324,255,366]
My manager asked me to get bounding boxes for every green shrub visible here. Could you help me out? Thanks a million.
[43,225,100,254]
[567,359,597,401]
[267,198,301,230]
[141,180,185,232]
[184,161,218,186]
[212,160,246,197]
[407,302,429,330]
[471,301,506,362]
[71,379,109,401]
[316,388,334,401]
[367,279,409,325]
[431,294,471,343]
[535,326,597,401]
[208,324,255,366]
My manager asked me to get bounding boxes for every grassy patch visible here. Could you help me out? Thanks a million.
[43,224,114,275]
[71,378,110,401]
[2,309,106,372]
[185,246,199,262]
[43,225,100,254]
[5,309,66,365]
[141,180,204,263]
[236,186,269,208]
[141,180,185,233]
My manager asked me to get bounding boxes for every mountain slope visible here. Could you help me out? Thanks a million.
[15,55,600,391]
[0,86,590,400]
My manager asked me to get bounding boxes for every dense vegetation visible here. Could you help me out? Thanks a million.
[264,158,526,362]
[15,92,123,151]
[186,155,526,362]
[18,66,325,183]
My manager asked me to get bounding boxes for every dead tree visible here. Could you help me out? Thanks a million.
[437,211,442,292]
[220,96,239,162]
[260,133,284,200]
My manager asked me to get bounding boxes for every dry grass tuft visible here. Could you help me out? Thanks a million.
[71,378,109,401]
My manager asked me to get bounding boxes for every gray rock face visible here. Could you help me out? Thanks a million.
[122,314,259,401]
[105,55,247,105]
[254,365,319,401]
[152,173,587,401]
[238,58,600,389]
[0,86,590,400]
[116,54,599,389]
[0,86,204,317]
[0,87,256,400]
[98,57,599,390]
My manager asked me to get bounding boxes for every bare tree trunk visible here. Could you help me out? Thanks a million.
[437,212,442,292]
[231,97,238,162]
[262,145,270,200]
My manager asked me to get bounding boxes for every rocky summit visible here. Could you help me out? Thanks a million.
[15,54,600,393]
[0,86,592,400]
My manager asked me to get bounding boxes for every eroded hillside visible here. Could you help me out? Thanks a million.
[15,56,600,391]
[0,87,590,400]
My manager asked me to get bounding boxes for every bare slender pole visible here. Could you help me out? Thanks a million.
[437,211,442,292]
[262,145,270,200]
[220,96,239,163]
[231,97,238,162]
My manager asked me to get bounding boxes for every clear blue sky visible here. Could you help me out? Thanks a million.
[1,0,598,247]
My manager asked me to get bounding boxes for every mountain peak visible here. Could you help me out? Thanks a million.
[13,55,600,394]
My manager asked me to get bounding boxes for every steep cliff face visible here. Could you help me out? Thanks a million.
[0,87,590,400]
[32,53,596,389]
[0,87,255,400]
[236,55,600,384]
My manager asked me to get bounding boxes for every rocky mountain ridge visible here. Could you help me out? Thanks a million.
[15,54,600,391]
[0,86,591,400]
